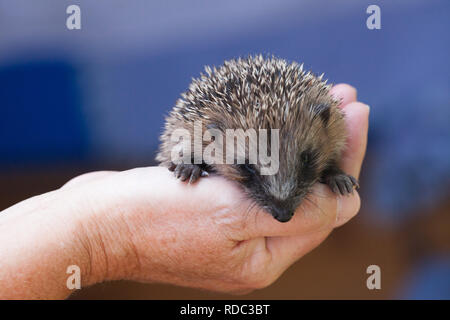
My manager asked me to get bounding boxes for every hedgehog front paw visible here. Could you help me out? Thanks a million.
[169,163,208,184]
[322,173,359,196]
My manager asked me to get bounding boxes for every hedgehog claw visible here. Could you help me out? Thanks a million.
[201,171,209,177]
[168,162,177,172]
[173,164,204,184]
[323,173,359,196]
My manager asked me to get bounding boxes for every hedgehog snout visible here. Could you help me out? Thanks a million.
[268,202,296,223]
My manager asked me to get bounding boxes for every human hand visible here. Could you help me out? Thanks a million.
[61,83,369,294]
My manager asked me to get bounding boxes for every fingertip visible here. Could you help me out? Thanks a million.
[343,102,370,134]
[330,84,357,107]
[340,102,370,179]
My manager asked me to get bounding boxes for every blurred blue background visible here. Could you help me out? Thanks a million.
[0,0,449,299]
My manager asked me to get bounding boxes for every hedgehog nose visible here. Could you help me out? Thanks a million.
[270,206,294,223]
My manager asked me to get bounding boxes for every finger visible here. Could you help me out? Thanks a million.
[340,102,370,179]
[61,171,118,189]
[245,184,338,238]
[330,84,357,108]
[335,190,360,227]
[266,229,332,273]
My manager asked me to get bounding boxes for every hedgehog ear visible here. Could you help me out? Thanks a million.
[313,103,331,124]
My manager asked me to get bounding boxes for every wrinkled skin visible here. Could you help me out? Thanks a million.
[0,84,368,298]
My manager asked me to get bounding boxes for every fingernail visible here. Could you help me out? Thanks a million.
[335,193,361,228]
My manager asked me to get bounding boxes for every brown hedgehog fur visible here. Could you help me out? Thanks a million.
[156,55,358,222]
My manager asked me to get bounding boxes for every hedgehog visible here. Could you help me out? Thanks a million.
[156,55,358,222]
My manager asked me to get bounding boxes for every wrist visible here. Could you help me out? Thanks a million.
[0,172,143,299]
[0,189,95,298]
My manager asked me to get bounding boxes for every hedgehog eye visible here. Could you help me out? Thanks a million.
[301,151,311,165]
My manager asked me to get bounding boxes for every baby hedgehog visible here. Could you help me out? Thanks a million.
[157,55,358,222]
